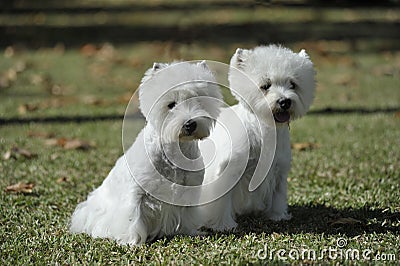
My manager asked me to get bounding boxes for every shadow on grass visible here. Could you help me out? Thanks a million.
[2,21,400,49]
[152,204,399,246]
[235,204,400,237]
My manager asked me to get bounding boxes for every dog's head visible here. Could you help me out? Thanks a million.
[139,61,223,143]
[229,45,316,125]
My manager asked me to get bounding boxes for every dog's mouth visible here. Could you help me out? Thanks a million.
[273,111,290,123]
[179,132,208,141]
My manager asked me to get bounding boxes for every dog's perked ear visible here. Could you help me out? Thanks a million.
[152,62,169,72]
[231,48,251,69]
[141,62,169,84]
[197,60,211,71]
[298,49,310,59]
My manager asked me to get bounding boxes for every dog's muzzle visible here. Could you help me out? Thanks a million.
[274,98,291,123]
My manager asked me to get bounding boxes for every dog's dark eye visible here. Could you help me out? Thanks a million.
[289,81,296,90]
[167,102,176,109]
[260,79,272,91]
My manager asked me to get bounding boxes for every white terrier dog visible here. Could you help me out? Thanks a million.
[70,61,222,245]
[198,45,316,231]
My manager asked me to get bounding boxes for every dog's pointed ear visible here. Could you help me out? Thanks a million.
[232,48,250,69]
[197,60,210,70]
[141,62,167,84]
[152,62,164,71]
[298,49,310,59]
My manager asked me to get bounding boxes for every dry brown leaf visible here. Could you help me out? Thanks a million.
[332,74,353,86]
[292,142,320,151]
[14,61,27,73]
[45,138,95,150]
[49,84,70,95]
[50,153,59,160]
[80,43,98,57]
[329,217,362,226]
[3,146,38,160]
[3,150,12,160]
[4,46,14,58]
[5,69,17,82]
[44,138,61,146]
[64,139,91,150]
[20,98,77,113]
[97,43,117,61]
[18,103,39,114]
[82,95,108,106]
[5,182,35,194]
[30,74,52,87]
[395,112,400,118]
[56,176,69,183]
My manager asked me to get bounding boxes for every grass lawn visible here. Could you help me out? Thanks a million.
[1,3,400,265]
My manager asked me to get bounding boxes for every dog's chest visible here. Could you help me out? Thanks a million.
[153,148,204,186]
[245,126,291,182]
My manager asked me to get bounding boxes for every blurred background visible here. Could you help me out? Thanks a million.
[0,0,399,120]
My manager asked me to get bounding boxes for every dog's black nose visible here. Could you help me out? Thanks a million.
[277,98,291,110]
[183,119,197,135]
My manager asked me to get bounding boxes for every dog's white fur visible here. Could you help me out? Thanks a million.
[198,45,316,231]
[70,61,222,245]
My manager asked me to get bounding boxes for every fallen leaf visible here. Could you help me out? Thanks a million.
[4,69,17,82]
[82,95,108,106]
[56,176,69,183]
[3,150,11,160]
[372,63,400,77]
[395,112,400,118]
[49,84,70,96]
[63,139,94,150]
[80,44,98,57]
[30,73,52,87]
[329,217,362,226]
[45,138,95,150]
[4,46,14,58]
[18,103,39,114]
[5,182,35,194]
[44,138,61,146]
[14,61,27,73]
[96,43,117,61]
[332,74,353,86]
[292,142,320,151]
[3,146,37,160]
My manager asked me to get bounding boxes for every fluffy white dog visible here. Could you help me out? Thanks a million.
[198,45,316,231]
[70,61,222,245]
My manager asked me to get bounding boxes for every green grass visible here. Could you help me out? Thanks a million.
[1,4,400,265]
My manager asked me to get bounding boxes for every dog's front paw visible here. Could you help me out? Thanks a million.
[209,219,238,233]
[267,211,292,222]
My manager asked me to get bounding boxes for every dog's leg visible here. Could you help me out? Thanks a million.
[198,193,238,232]
[266,173,292,221]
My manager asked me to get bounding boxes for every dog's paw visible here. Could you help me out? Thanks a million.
[215,220,238,232]
[267,211,292,222]
[202,219,238,233]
